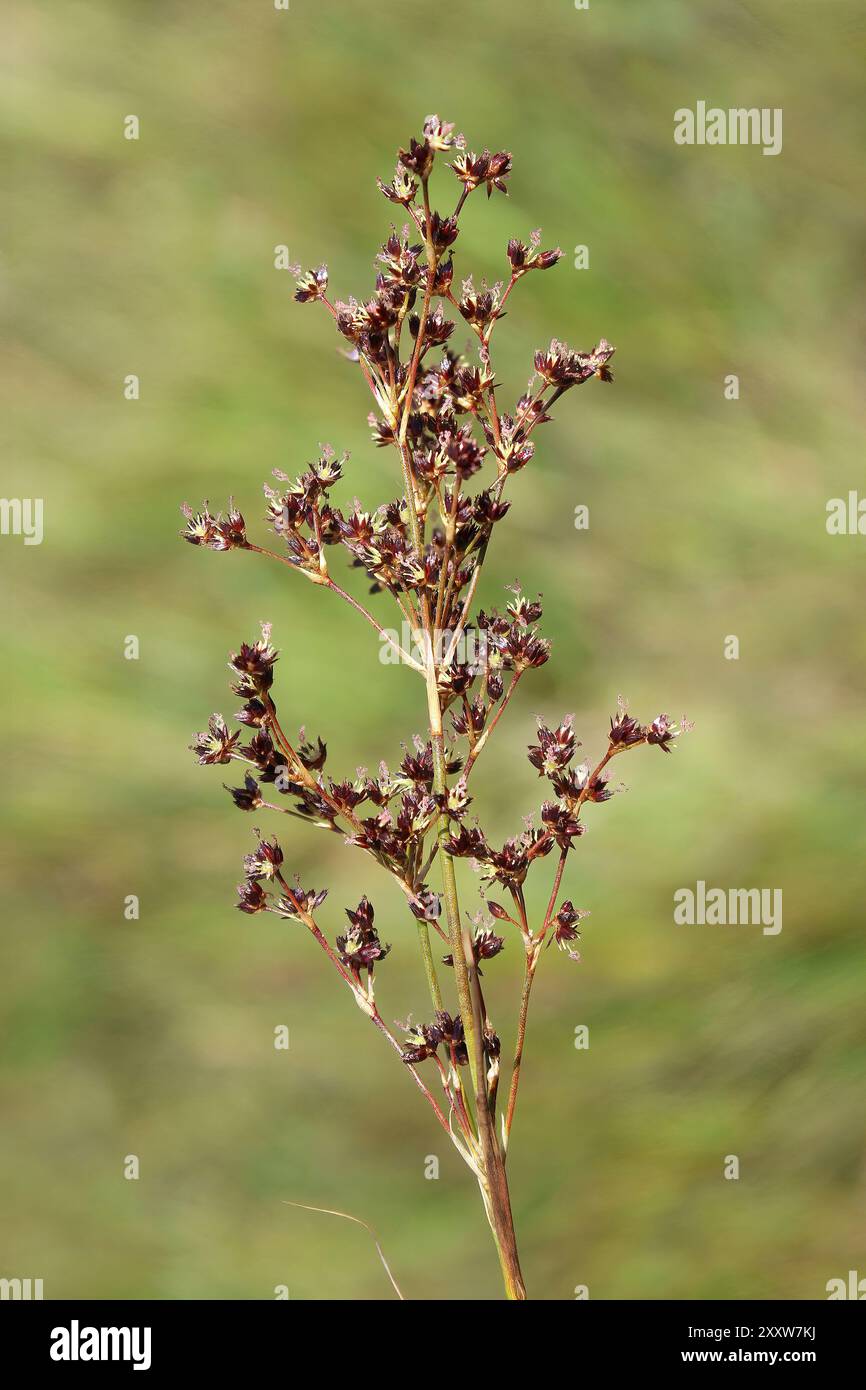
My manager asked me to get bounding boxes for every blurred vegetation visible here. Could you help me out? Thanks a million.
[1,0,865,1300]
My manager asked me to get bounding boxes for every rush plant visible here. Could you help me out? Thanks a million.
[181,116,683,1300]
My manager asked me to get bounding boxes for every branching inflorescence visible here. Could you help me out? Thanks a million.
[181,115,684,1301]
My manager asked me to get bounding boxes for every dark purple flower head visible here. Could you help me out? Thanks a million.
[400,1020,440,1065]
[336,898,390,977]
[444,823,489,860]
[235,698,269,728]
[550,901,589,959]
[507,231,561,274]
[430,1011,468,1066]
[242,729,279,777]
[378,229,423,288]
[297,732,328,771]
[458,279,501,331]
[344,895,375,933]
[449,148,511,197]
[443,927,504,972]
[190,713,241,766]
[527,716,577,778]
[275,885,328,920]
[377,164,418,206]
[398,135,433,179]
[506,590,543,625]
[243,834,284,881]
[533,337,616,389]
[294,265,329,303]
[451,696,487,738]
[501,624,550,671]
[181,500,247,551]
[422,114,459,151]
[555,762,614,805]
[423,210,460,252]
[224,772,263,811]
[432,257,454,294]
[646,713,680,753]
[541,801,585,849]
[441,425,487,479]
[229,625,278,695]
[408,887,442,923]
[609,707,645,748]
[236,879,269,915]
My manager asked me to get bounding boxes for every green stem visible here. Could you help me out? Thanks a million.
[416,914,444,1012]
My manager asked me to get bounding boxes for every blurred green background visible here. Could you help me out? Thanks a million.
[2,0,865,1300]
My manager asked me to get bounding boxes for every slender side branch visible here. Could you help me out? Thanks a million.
[464,670,524,778]
[276,874,452,1138]
[247,543,425,673]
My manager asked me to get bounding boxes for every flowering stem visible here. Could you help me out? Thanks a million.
[428,677,527,1298]
[410,483,525,1291]
[388,172,527,1299]
[182,116,668,1306]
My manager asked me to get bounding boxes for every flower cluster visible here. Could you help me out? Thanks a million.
[401,1010,468,1067]
[180,116,685,1301]
[336,896,390,983]
[549,901,589,960]
[181,500,247,551]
